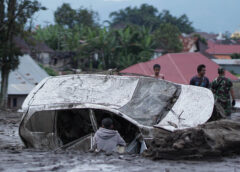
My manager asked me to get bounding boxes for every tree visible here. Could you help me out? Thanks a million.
[34,24,91,51]
[76,27,117,70]
[114,26,155,69]
[54,3,99,29]
[75,26,155,70]
[153,23,183,53]
[192,33,207,45]
[109,4,195,34]
[159,10,194,34]
[0,0,45,108]
[109,4,160,30]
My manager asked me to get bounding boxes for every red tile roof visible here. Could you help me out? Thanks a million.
[206,40,240,55]
[120,52,238,84]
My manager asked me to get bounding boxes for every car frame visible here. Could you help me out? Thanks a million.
[19,74,214,153]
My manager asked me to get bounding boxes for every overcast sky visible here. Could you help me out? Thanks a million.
[35,0,240,33]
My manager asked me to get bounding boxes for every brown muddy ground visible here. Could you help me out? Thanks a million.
[0,110,240,172]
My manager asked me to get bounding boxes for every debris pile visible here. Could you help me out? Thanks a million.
[143,120,240,160]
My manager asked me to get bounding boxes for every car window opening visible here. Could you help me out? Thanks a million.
[26,109,142,153]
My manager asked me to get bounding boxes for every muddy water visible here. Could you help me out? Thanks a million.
[1,111,240,172]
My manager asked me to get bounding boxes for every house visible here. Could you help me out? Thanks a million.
[179,35,199,52]
[120,52,238,84]
[0,54,49,109]
[50,51,76,71]
[152,35,200,59]
[13,36,31,54]
[206,40,240,59]
[14,36,54,65]
[30,40,55,65]
[231,31,240,39]
[212,59,240,74]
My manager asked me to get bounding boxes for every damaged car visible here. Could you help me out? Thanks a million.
[19,74,214,154]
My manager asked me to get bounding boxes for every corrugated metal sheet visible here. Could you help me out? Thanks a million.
[206,40,240,54]
[0,54,49,95]
[120,52,238,84]
[212,59,240,65]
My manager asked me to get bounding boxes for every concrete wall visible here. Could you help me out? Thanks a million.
[38,53,50,65]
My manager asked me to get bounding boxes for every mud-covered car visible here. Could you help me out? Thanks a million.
[19,74,214,154]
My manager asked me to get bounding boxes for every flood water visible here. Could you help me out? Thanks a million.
[1,111,240,172]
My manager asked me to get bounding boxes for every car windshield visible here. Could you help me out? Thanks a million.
[119,78,180,126]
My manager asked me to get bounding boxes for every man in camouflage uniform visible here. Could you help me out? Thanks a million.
[211,68,236,116]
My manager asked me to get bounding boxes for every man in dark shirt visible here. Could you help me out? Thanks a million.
[190,64,210,88]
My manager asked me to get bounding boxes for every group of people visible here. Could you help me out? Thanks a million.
[93,64,236,153]
[190,64,235,116]
[153,63,236,116]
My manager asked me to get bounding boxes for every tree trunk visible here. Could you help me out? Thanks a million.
[0,66,10,109]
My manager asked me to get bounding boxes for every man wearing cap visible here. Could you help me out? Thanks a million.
[211,68,236,116]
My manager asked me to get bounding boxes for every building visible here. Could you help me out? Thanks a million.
[231,31,240,39]
[179,35,199,52]
[153,35,200,59]
[212,59,240,74]
[0,54,49,109]
[13,36,54,65]
[50,51,76,71]
[206,40,240,59]
[30,40,55,65]
[120,52,238,84]
[13,36,31,54]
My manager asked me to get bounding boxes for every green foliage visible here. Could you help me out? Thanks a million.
[0,0,45,71]
[153,23,183,53]
[109,4,194,34]
[54,3,99,29]
[39,64,58,76]
[0,0,45,107]
[110,4,160,30]
[159,10,194,34]
[34,24,89,51]
[34,3,194,71]
[192,34,207,45]
[231,53,240,59]
[76,25,156,70]
[36,23,183,70]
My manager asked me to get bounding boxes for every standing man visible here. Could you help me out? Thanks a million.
[152,64,164,79]
[190,64,210,88]
[211,68,235,116]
